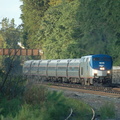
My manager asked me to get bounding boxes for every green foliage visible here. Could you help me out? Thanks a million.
[20,0,50,48]
[37,0,80,59]
[23,85,47,105]
[23,86,70,119]
[99,102,115,119]
[2,85,117,120]
[67,98,92,120]
[0,75,25,98]
[22,86,92,120]
[0,34,5,48]
[0,95,22,117]
[45,91,70,120]
[0,18,20,48]
[0,18,22,75]
[13,104,40,120]
[48,0,62,6]
[21,0,120,64]
[0,85,92,120]
[0,75,25,119]
[76,0,120,65]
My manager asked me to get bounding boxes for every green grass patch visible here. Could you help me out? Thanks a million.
[0,85,93,120]
[98,102,115,120]
[67,98,92,120]
[0,95,22,118]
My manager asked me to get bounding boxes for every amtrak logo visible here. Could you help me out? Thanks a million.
[99,62,105,64]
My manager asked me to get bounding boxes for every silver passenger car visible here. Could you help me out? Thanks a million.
[57,59,70,77]
[38,60,50,76]
[47,60,58,79]
[23,54,113,85]
[68,59,81,83]
[23,60,33,76]
[30,60,41,75]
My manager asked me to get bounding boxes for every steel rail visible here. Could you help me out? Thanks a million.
[43,82,120,94]
[91,108,95,120]
[65,108,73,120]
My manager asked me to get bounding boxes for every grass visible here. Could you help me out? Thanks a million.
[0,84,116,120]
[0,85,93,120]
[98,102,115,120]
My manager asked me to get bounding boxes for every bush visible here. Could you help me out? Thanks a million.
[22,85,93,120]
[67,98,92,120]
[44,91,70,120]
[0,95,22,118]
[0,75,25,99]
[99,102,115,120]
[1,85,93,120]
[23,87,70,120]
[23,85,47,105]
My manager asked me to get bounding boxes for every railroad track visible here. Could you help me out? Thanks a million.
[43,82,120,94]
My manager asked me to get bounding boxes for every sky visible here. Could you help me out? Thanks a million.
[0,0,22,27]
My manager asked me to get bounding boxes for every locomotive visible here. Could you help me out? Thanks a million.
[23,54,113,86]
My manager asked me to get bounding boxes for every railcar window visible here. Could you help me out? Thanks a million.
[69,67,78,71]
[74,67,79,71]
[102,57,111,61]
[81,67,83,75]
[48,67,55,70]
[86,58,90,62]
[58,67,66,71]
[81,58,84,62]
[93,57,100,61]
[69,67,73,70]
[39,67,46,70]
[33,67,38,71]
[83,58,85,62]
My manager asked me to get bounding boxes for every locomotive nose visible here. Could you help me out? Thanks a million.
[100,67,105,70]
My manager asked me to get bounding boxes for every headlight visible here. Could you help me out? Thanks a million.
[94,70,97,74]
[100,67,105,70]
[107,71,110,74]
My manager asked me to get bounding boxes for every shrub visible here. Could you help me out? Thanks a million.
[23,85,47,105]
[99,102,115,120]
[45,91,70,120]
[0,95,22,117]
[1,85,93,120]
[67,98,92,120]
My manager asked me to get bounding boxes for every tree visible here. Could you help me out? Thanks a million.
[36,0,80,59]
[20,0,50,48]
[75,0,120,65]
[0,18,23,94]
[0,18,20,48]
[20,0,120,65]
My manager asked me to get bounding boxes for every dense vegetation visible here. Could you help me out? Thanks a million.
[0,0,120,64]
[20,0,120,65]
[0,85,94,120]
[0,84,115,120]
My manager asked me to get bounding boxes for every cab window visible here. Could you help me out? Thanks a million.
[93,57,100,61]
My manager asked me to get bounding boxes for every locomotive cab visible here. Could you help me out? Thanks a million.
[80,54,112,85]
[90,54,112,84]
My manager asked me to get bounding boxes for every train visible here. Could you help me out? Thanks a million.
[23,54,113,86]
[112,66,120,84]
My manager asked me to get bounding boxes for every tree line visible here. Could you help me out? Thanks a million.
[0,0,120,65]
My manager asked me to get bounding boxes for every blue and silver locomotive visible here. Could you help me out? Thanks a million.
[23,54,113,86]
[80,54,112,85]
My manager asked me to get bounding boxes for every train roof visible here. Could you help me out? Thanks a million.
[81,54,112,58]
